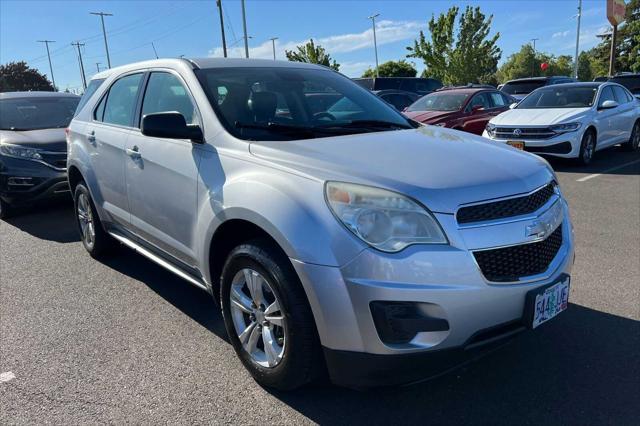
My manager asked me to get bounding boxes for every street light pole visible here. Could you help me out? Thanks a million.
[37,40,56,90]
[96,63,101,73]
[71,42,87,90]
[241,0,249,58]
[90,12,113,68]
[368,13,380,77]
[573,0,582,79]
[216,0,227,57]
[530,38,539,77]
[269,37,278,60]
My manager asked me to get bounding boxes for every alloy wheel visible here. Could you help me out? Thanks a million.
[229,268,286,368]
[583,133,595,163]
[633,124,640,150]
[77,193,95,248]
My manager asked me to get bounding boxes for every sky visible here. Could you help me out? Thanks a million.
[0,0,614,92]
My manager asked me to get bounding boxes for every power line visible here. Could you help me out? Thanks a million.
[37,40,56,90]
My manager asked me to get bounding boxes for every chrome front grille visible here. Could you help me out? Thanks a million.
[493,127,555,140]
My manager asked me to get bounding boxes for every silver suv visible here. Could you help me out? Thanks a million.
[68,58,574,390]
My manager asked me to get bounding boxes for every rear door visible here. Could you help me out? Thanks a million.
[595,86,619,147]
[611,85,636,142]
[124,70,202,268]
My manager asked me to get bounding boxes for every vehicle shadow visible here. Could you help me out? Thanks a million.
[269,304,639,425]
[546,146,640,176]
[2,199,79,243]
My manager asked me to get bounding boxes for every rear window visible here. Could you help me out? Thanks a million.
[0,96,79,131]
[407,92,469,112]
[75,78,105,116]
[502,80,546,95]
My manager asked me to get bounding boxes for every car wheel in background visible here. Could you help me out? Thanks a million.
[621,121,640,152]
[577,129,597,166]
[0,198,14,219]
[73,182,115,258]
[220,239,323,390]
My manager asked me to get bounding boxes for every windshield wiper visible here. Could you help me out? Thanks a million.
[317,119,413,130]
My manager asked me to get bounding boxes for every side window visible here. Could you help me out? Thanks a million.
[102,73,143,127]
[75,78,105,117]
[598,86,616,107]
[94,94,107,121]
[612,86,629,104]
[501,93,513,105]
[141,72,197,125]
[467,93,491,111]
[489,92,507,108]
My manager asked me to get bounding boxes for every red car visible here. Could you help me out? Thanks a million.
[403,86,515,135]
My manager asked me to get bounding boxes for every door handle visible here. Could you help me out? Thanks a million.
[87,130,96,144]
[126,146,141,158]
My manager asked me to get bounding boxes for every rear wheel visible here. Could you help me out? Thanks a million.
[621,121,640,152]
[220,239,323,390]
[577,129,597,166]
[73,183,115,258]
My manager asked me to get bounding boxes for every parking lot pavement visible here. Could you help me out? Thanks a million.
[1,150,638,425]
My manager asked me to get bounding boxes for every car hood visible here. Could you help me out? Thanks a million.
[490,108,590,126]
[249,127,553,213]
[0,128,67,151]
[403,110,457,123]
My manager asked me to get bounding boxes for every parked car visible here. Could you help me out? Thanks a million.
[403,86,515,135]
[484,82,640,165]
[372,89,420,111]
[69,58,574,390]
[608,73,640,98]
[0,91,80,218]
[353,77,442,95]
[501,76,576,101]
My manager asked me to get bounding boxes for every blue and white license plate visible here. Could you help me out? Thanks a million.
[531,278,570,328]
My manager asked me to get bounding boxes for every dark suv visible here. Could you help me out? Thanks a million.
[608,74,640,98]
[0,91,79,218]
[501,76,576,101]
[353,77,443,95]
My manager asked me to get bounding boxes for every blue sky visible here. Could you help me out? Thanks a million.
[0,0,613,92]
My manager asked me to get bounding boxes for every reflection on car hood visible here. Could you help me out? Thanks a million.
[0,128,67,151]
[403,110,456,123]
[249,127,553,213]
[490,108,590,126]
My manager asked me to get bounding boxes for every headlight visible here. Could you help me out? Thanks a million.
[485,122,496,136]
[325,182,447,252]
[549,122,581,134]
[0,143,43,160]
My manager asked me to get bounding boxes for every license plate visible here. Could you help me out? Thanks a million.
[529,278,570,329]
[507,141,525,150]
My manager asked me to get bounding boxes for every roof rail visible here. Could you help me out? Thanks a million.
[436,83,495,91]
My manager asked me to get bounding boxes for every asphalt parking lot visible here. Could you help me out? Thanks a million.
[1,148,638,425]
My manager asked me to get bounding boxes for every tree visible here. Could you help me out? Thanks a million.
[0,61,54,92]
[407,6,501,85]
[361,60,417,78]
[497,45,575,82]
[285,39,340,71]
[577,51,594,81]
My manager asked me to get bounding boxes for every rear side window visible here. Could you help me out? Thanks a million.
[612,86,630,104]
[141,72,197,125]
[467,93,491,111]
[98,73,143,127]
[489,91,507,108]
[75,78,105,116]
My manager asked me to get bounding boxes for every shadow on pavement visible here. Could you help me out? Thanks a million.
[547,146,640,176]
[2,199,79,243]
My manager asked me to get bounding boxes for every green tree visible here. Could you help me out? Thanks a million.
[577,51,594,81]
[0,61,54,92]
[407,6,501,85]
[497,46,575,82]
[285,39,340,71]
[361,60,417,78]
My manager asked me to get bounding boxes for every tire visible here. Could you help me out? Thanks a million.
[220,239,323,390]
[621,121,640,152]
[0,198,14,220]
[577,129,597,166]
[73,182,115,258]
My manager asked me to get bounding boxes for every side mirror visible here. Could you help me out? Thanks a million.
[599,100,619,110]
[509,102,518,109]
[141,112,203,143]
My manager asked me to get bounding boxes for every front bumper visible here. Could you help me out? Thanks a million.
[482,130,583,159]
[0,155,69,206]
[292,199,574,386]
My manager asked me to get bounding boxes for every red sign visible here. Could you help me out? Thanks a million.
[607,0,626,26]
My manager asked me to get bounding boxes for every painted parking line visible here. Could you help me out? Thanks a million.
[576,159,640,182]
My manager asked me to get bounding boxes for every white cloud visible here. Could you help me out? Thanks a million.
[338,61,374,77]
[552,30,570,38]
[209,20,423,59]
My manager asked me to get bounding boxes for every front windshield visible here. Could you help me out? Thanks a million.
[0,96,79,131]
[502,80,546,95]
[516,86,598,109]
[195,67,413,141]
[406,92,469,112]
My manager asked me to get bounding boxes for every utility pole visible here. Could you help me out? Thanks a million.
[241,0,249,58]
[37,40,56,90]
[96,63,101,73]
[530,38,539,77]
[71,42,87,90]
[90,12,113,68]
[269,37,278,60]
[216,0,227,57]
[151,42,159,59]
[368,14,380,77]
[608,25,618,76]
[573,0,582,79]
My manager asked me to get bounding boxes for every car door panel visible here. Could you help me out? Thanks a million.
[595,87,618,148]
[612,86,636,142]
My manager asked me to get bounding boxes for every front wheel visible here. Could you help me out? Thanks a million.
[577,129,597,166]
[621,121,640,152]
[220,239,323,390]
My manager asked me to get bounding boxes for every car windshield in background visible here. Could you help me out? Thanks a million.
[609,76,640,96]
[406,93,469,112]
[195,67,413,141]
[516,86,598,109]
[0,97,79,131]
[501,80,546,95]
